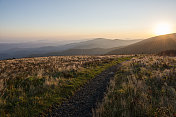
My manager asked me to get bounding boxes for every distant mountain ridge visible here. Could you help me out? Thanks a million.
[70,38,141,49]
[29,47,122,57]
[0,38,141,59]
[1,33,176,59]
[108,33,176,55]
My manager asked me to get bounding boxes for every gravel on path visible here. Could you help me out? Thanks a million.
[47,64,121,117]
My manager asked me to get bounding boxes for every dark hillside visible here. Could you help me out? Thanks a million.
[158,50,176,56]
[108,33,176,55]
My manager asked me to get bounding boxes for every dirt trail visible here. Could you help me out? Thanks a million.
[47,64,121,117]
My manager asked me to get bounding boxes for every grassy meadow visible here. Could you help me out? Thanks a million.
[0,55,130,116]
[94,55,176,117]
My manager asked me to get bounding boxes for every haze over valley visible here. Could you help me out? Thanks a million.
[0,38,142,59]
[1,33,176,59]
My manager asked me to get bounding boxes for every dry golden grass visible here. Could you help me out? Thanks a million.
[94,55,176,117]
[0,55,129,116]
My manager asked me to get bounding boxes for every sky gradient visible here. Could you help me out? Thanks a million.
[0,0,176,41]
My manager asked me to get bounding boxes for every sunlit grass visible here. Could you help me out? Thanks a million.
[0,55,131,116]
[94,55,176,117]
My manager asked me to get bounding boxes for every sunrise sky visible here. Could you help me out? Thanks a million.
[0,0,176,41]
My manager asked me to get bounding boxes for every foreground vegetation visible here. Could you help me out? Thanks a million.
[94,55,176,117]
[0,55,130,116]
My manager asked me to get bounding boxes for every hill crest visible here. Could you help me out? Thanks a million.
[108,33,176,55]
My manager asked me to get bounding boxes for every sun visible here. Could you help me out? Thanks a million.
[155,23,172,36]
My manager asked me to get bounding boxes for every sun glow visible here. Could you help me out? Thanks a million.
[155,23,173,36]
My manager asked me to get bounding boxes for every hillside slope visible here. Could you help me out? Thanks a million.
[108,33,176,54]
[159,50,176,56]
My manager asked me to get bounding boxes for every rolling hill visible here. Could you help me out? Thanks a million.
[158,50,176,56]
[29,47,121,57]
[69,38,141,49]
[108,33,176,55]
[29,38,141,57]
[0,38,141,59]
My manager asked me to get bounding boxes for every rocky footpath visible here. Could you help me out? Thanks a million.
[47,64,121,117]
